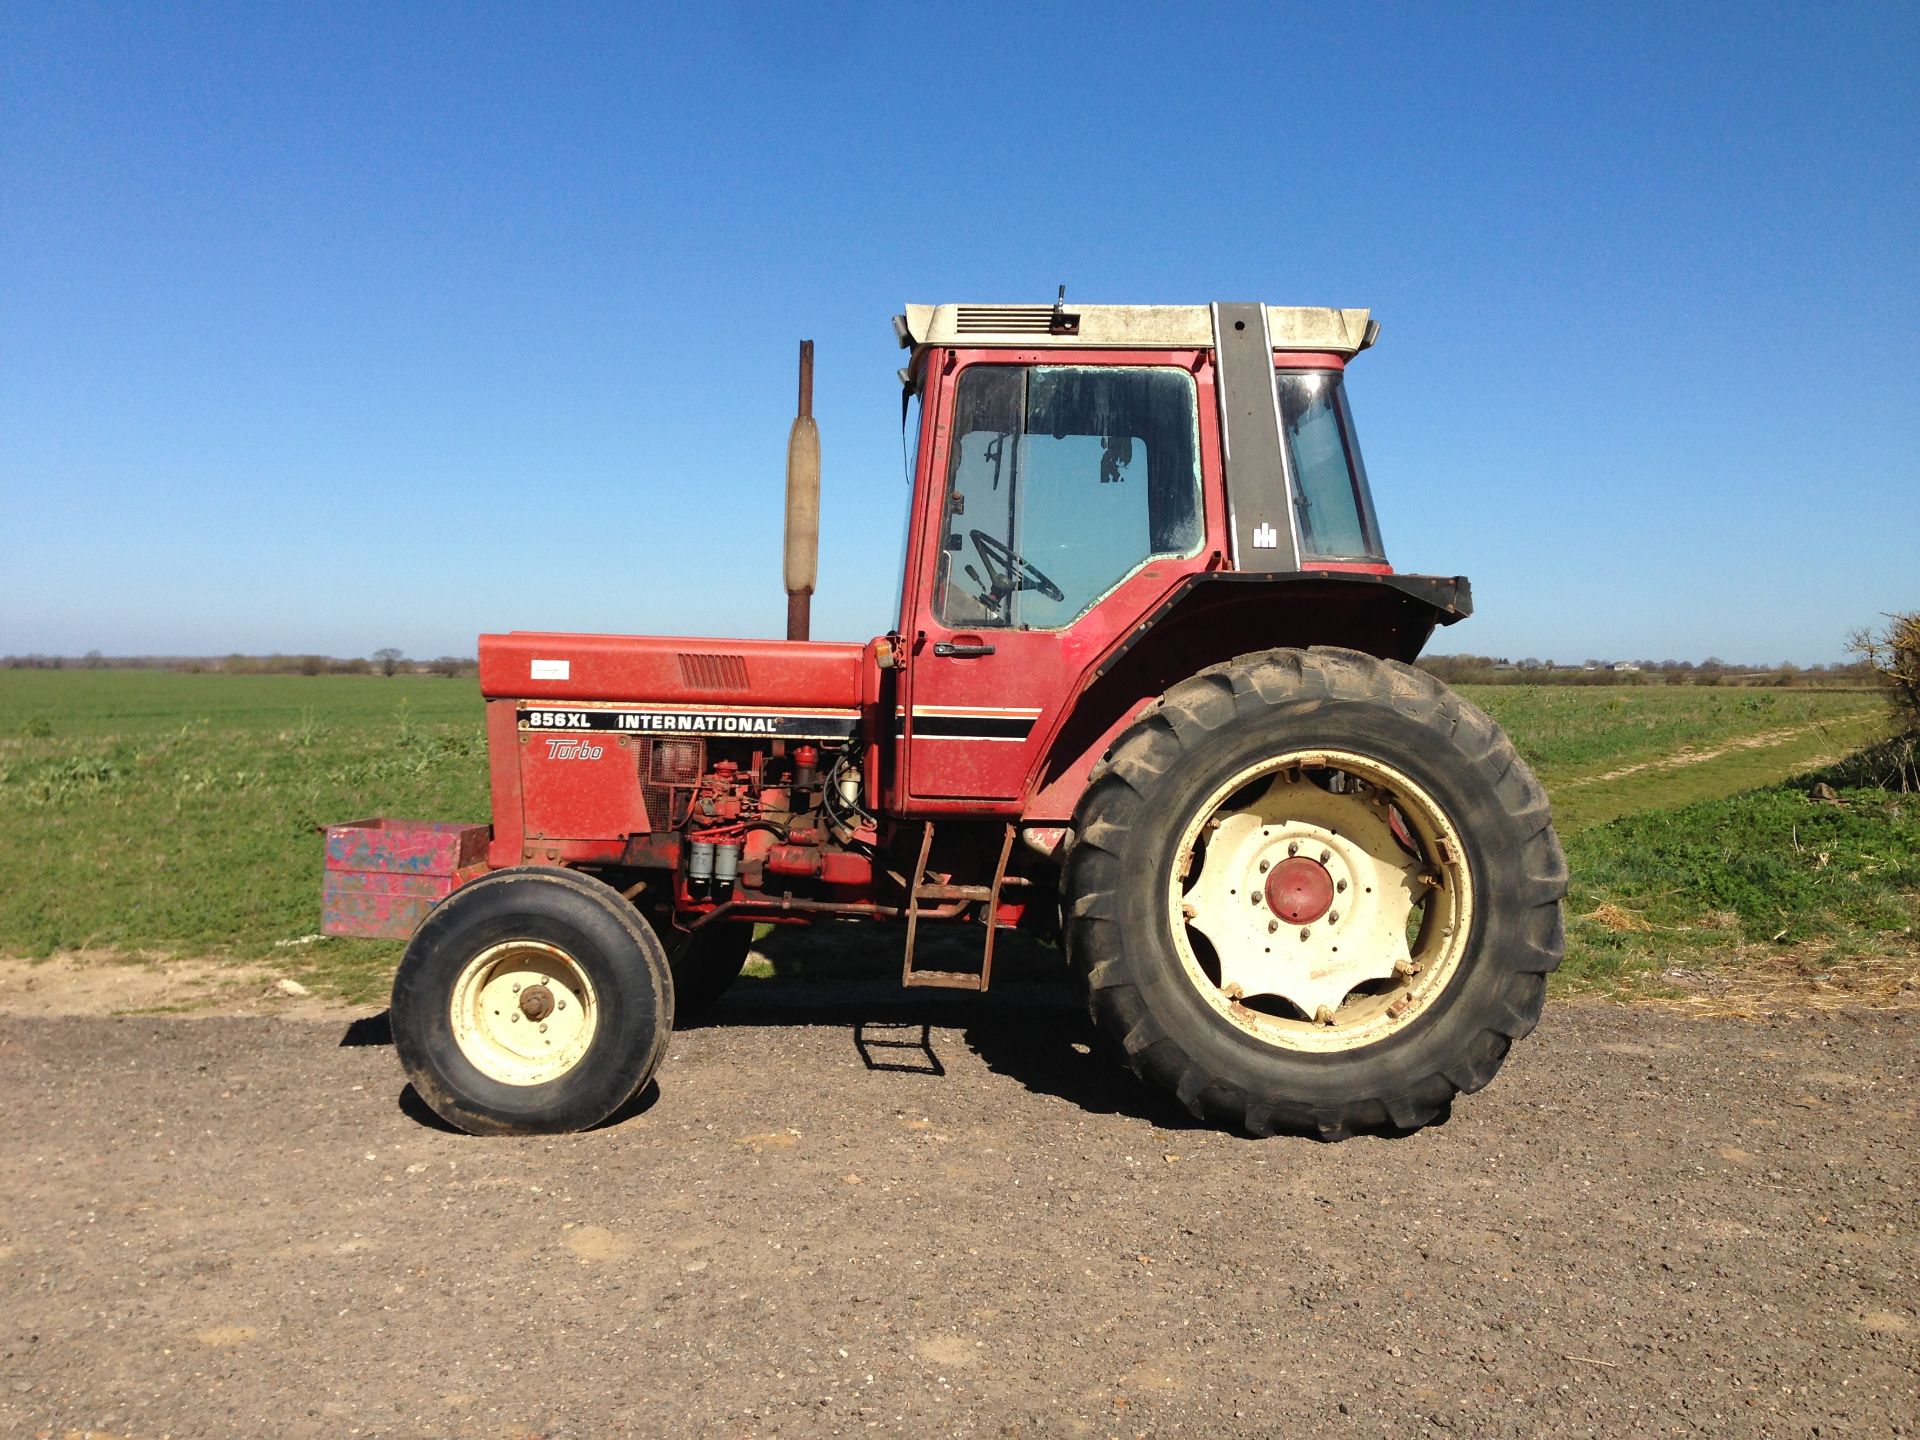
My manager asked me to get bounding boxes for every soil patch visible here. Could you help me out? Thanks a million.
[0,952,364,1020]
[0,989,1914,1437]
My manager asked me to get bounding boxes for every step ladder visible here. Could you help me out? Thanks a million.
[901,822,1017,991]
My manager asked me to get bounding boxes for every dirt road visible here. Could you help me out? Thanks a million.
[1,968,1914,1438]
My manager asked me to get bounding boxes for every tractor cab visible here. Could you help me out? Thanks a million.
[883,302,1461,818]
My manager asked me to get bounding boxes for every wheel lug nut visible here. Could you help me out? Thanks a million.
[1328,910,1340,924]
[512,983,522,993]
[1267,920,1278,934]
[1336,879,1347,893]
[511,1013,520,1023]
[539,1022,548,1033]
[1299,927,1312,940]
[1319,850,1330,864]
[1287,841,1299,856]
[1258,859,1270,873]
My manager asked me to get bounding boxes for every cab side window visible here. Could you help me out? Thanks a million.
[935,366,1203,629]
[1274,369,1385,562]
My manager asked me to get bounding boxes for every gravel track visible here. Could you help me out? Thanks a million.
[0,980,1914,1438]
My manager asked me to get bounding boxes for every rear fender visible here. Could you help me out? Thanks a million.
[1023,572,1470,824]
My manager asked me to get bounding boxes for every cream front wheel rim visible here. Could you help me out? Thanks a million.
[449,941,599,1086]
[1167,749,1475,1053]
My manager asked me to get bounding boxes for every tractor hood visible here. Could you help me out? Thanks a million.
[480,632,866,712]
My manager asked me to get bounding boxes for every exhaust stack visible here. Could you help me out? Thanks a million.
[784,339,819,642]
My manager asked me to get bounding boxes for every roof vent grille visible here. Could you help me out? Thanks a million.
[954,306,1059,334]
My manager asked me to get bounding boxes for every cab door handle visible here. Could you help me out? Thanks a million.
[932,640,996,658]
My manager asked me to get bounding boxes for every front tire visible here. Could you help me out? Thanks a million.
[392,866,674,1135]
[1062,648,1565,1138]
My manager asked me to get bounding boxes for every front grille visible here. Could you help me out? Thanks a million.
[637,738,703,833]
[644,783,677,833]
[651,739,705,785]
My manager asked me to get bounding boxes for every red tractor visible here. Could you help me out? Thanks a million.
[323,298,1566,1139]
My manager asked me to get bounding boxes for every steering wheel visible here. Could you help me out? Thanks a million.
[968,529,1065,610]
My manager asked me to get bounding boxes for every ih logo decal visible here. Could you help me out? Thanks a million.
[1252,522,1280,549]
[544,738,605,761]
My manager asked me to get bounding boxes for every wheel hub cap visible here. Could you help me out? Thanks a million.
[1265,856,1334,924]
[1177,768,1428,1021]
[448,942,597,1087]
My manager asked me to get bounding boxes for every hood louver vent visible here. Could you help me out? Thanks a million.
[677,652,751,692]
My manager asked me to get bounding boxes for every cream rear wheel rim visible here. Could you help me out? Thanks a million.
[449,941,599,1086]
[1167,749,1474,1053]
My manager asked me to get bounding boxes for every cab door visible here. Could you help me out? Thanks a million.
[900,354,1213,806]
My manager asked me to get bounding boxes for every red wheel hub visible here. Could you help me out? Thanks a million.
[1265,856,1334,924]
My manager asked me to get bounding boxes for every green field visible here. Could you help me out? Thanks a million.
[1470,685,1885,832]
[0,670,1911,1004]
[0,671,489,998]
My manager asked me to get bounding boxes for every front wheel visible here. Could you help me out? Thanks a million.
[391,866,674,1135]
[1062,648,1565,1138]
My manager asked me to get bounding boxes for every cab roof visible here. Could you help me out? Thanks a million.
[899,303,1377,357]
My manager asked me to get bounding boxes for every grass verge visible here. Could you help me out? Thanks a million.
[1560,743,1919,1006]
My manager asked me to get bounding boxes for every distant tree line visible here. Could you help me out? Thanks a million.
[1415,654,1876,688]
[0,648,1878,691]
[1,651,478,678]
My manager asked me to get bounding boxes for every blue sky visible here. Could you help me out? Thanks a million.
[2,3,1914,665]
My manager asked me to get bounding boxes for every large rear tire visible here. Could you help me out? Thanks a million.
[1062,647,1564,1138]
[391,866,674,1135]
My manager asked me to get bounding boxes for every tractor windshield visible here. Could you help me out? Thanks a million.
[1274,369,1385,563]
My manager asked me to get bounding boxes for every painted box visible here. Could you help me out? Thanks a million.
[322,818,491,939]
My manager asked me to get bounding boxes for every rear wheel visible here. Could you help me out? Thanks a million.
[392,866,673,1135]
[1062,647,1565,1138]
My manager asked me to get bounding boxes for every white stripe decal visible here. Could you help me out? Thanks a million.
[910,733,1029,742]
[910,706,1043,717]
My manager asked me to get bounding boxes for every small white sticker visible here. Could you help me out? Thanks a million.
[530,658,571,681]
[1252,522,1279,549]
